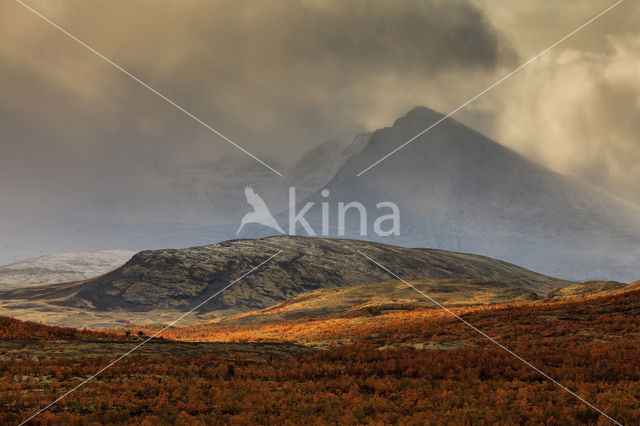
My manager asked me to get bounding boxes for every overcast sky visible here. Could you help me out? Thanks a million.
[1,0,639,228]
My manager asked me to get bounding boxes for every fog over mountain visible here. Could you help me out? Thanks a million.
[272,107,640,281]
[2,0,640,227]
[0,134,365,264]
[3,106,639,282]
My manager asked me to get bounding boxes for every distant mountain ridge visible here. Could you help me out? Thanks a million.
[0,250,135,290]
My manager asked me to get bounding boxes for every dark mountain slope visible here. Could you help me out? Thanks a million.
[0,236,569,315]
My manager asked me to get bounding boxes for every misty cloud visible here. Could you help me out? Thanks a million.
[0,0,510,225]
[1,0,639,262]
[504,35,640,203]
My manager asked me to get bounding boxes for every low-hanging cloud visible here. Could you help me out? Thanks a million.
[0,0,511,225]
[2,0,639,249]
[461,0,640,204]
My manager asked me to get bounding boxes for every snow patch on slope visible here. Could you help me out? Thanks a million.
[0,250,135,290]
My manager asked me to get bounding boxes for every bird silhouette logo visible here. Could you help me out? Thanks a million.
[236,186,285,235]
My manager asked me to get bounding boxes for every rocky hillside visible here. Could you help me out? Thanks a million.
[0,236,569,315]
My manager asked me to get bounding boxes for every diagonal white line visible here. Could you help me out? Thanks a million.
[13,0,283,177]
[19,250,282,426]
[356,0,625,176]
[357,250,622,425]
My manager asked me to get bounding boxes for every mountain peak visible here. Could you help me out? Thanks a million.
[305,105,640,282]
[392,106,446,130]
[346,104,505,171]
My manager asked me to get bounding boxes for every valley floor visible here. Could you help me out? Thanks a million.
[1,289,640,424]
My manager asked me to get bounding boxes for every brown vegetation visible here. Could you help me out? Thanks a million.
[1,288,639,424]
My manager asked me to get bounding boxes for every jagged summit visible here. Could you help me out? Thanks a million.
[392,106,446,128]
